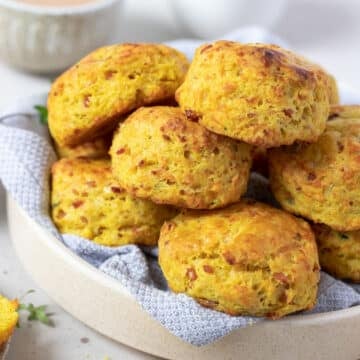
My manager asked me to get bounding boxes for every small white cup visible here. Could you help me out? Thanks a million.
[170,0,287,39]
[0,0,122,73]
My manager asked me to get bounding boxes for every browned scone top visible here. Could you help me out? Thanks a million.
[110,106,252,209]
[176,41,336,148]
[48,43,189,146]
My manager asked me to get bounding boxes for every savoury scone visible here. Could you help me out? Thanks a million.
[313,224,360,283]
[110,106,252,209]
[159,200,320,318]
[55,136,111,159]
[269,111,360,231]
[48,43,189,146]
[329,104,360,120]
[51,158,177,246]
[326,74,340,105]
[176,41,333,147]
[0,295,18,346]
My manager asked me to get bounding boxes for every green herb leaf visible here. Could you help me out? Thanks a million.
[339,233,349,240]
[18,302,54,327]
[34,105,48,125]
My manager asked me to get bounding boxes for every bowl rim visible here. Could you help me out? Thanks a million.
[0,0,120,15]
[8,195,360,359]
[8,196,360,328]
[3,79,360,337]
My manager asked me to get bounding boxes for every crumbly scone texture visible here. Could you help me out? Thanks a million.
[0,295,18,346]
[55,136,111,159]
[326,74,340,105]
[329,104,360,119]
[110,106,252,209]
[176,41,332,147]
[313,224,360,283]
[159,200,320,318]
[51,158,177,246]
[269,115,360,231]
[48,43,190,146]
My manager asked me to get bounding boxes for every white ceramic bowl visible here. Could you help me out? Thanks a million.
[0,0,121,73]
[7,197,360,360]
[170,0,287,38]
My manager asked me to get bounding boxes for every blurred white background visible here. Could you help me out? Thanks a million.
[1,0,360,359]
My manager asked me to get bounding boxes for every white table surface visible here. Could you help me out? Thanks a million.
[1,0,360,359]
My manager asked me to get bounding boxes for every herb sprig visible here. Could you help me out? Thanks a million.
[17,289,54,327]
[34,105,48,125]
[18,303,54,326]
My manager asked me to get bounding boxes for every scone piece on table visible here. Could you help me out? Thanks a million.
[51,158,177,246]
[0,295,18,347]
[176,41,335,148]
[313,224,360,283]
[269,106,360,231]
[110,106,252,209]
[159,199,320,318]
[48,43,189,146]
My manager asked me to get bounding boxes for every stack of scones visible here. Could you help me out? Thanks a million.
[48,41,359,319]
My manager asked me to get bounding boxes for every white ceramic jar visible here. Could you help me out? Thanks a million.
[0,0,121,73]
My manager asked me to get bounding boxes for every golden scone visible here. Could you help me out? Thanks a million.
[176,41,333,147]
[0,295,18,346]
[159,200,320,318]
[326,74,339,105]
[51,158,177,246]
[55,136,111,159]
[329,104,360,120]
[110,106,252,209]
[269,112,360,231]
[313,224,360,283]
[48,43,189,146]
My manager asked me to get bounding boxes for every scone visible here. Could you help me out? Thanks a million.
[0,295,18,347]
[48,43,189,146]
[329,104,360,119]
[326,74,340,105]
[159,200,320,318]
[269,107,360,231]
[51,158,177,246]
[110,106,252,209]
[176,41,333,147]
[55,136,111,159]
[313,224,360,283]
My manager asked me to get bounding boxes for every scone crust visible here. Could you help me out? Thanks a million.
[48,43,189,146]
[55,136,111,159]
[269,114,360,231]
[176,41,333,147]
[0,295,18,346]
[313,224,360,283]
[51,158,177,246]
[110,106,252,209]
[159,200,320,318]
